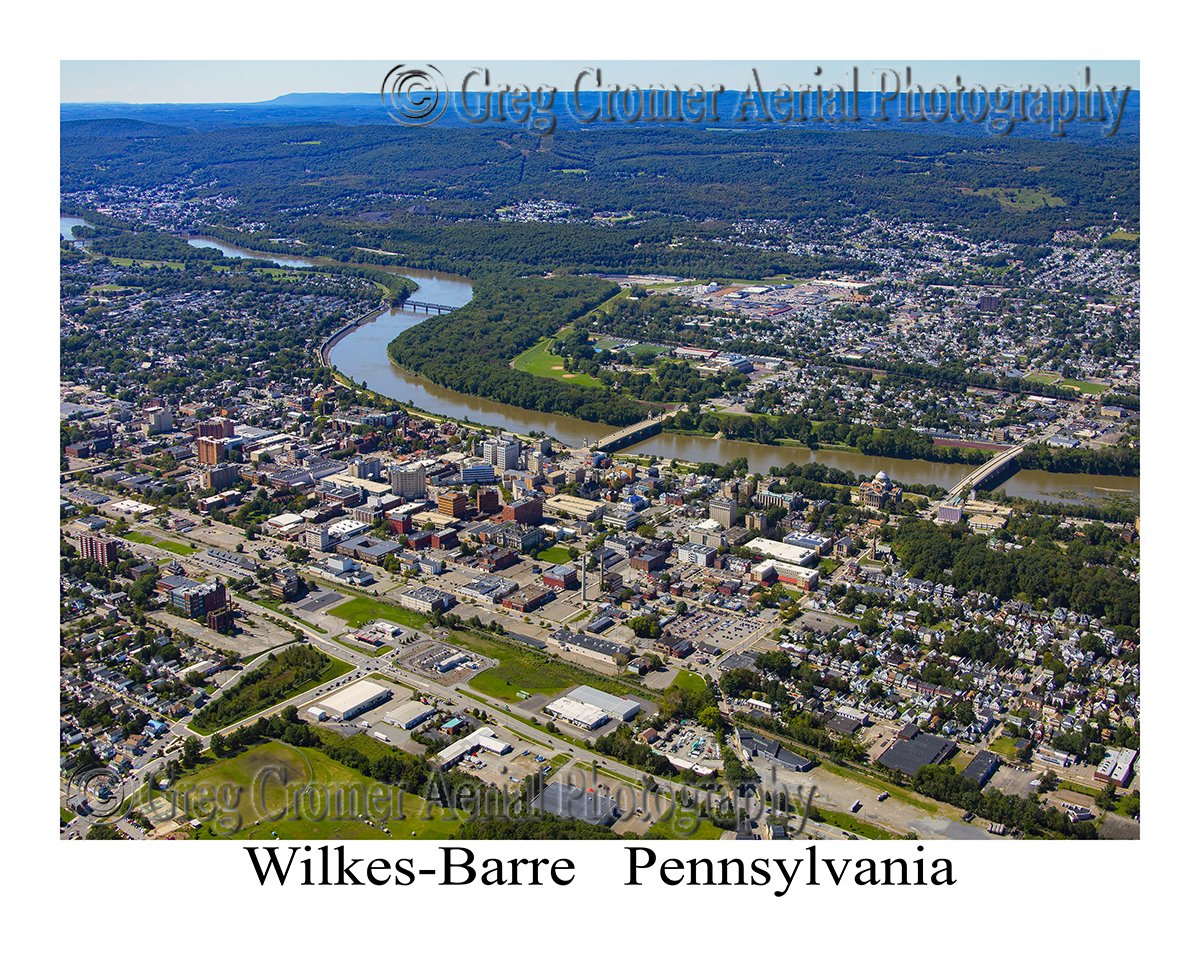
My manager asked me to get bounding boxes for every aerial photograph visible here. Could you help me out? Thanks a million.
[57,57,1142,848]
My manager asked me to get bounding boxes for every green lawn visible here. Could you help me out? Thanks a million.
[643,804,728,840]
[119,530,158,545]
[455,630,641,703]
[117,529,196,555]
[154,539,198,556]
[512,337,602,388]
[537,546,573,565]
[990,736,1017,758]
[158,741,467,840]
[328,596,427,630]
[811,807,903,840]
[963,186,1066,210]
[666,670,708,697]
[1059,378,1108,395]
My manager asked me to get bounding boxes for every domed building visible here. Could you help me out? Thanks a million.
[856,469,903,510]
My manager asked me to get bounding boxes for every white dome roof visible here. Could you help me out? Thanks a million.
[875,470,889,483]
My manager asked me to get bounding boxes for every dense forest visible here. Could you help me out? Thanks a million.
[386,272,654,426]
[61,123,1138,243]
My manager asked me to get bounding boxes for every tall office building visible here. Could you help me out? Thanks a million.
[483,435,521,471]
[708,497,738,529]
[389,463,427,498]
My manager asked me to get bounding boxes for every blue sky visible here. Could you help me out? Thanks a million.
[61,60,1139,104]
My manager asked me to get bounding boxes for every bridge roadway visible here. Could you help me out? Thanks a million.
[590,413,666,453]
[947,437,1036,500]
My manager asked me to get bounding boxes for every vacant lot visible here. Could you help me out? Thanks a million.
[155,740,466,841]
[328,596,426,630]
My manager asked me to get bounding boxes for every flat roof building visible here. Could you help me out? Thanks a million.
[383,701,438,730]
[435,725,512,770]
[318,680,392,721]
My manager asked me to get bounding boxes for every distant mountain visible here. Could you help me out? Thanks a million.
[265,92,376,106]
[60,117,187,138]
[60,89,1139,143]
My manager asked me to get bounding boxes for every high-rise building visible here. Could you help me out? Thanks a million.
[503,496,543,526]
[708,497,738,529]
[304,525,331,552]
[461,462,497,484]
[144,406,173,436]
[197,436,229,466]
[348,457,382,481]
[438,492,468,517]
[389,463,427,498]
[197,418,236,439]
[79,533,119,566]
[483,435,521,471]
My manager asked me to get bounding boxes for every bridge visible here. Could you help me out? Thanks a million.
[947,438,1033,501]
[405,300,455,314]
[590,414,665,454]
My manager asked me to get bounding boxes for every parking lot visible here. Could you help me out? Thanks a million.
[671,609,765,650]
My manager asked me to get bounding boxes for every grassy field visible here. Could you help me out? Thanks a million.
[666,670,708,697]
[512,337,602,388]
[118,529,197,554]
[1059,378,1108,395]
[159,741,467,840]
[811,807,903,840]
[963,186,1067,210]
[119,530,158,544]
[643,804,728,840]
[537,546,573,565]
[455,629,641,703]
[990,736,1017,758]
[328,596,427,630]
[189,651,354,734]
[154,539,198,556]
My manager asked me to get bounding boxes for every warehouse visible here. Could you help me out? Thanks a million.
[544,696,610,730]
[318,680,392,721]
[547,684,641,725]
[383,700,437,730]
[571,684,641,721]
[435,725,512,770]
[530,781,620,826]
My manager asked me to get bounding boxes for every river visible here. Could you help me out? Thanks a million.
[60,216,94,241]
[182,236,1138,503]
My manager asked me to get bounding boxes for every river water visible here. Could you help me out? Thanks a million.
[180,236,1138,503]
[60,216,94,241]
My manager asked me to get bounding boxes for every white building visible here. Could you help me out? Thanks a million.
[317,680,392,721]
[436,725,512,770]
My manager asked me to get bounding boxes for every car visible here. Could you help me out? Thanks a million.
[851,800,862,813]
[877,791,889,801]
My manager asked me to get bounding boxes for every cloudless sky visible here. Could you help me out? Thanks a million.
[61,60,1138,104]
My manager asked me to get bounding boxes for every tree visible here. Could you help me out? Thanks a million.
[209,732,227,757]
[181,736,202,768]
[699,705,722,731]
[85,824,123,840]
